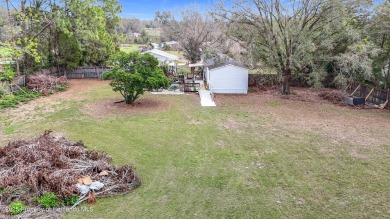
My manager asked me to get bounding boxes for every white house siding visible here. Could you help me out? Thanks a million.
[207,65,248,94]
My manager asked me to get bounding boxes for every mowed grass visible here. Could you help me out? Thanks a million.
[1,81,389,219]
[166,50,183,56]
[120,44,146,53]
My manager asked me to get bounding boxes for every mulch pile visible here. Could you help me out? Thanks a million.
[319,90,348,105]
[27,74,68,95]
[0,131,140,217]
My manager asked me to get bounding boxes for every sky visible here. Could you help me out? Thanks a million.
[0,0,386,20]
[119,0,216,20]
[119,0,387,20]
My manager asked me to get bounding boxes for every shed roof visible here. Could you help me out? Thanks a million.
[208,63,248,72]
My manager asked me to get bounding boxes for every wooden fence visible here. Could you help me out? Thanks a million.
[30,66,110,79]
[184,82,200,92]
[0,76,26,93]
[1,66,109,93]
[346,82,390,109]
[64,67,109,79]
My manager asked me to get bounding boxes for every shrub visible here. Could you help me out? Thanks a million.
[0,88,41,109]
[8,202,27,215]
[54,84,69,92]
[62,195,79,206]
[36,192,60,208]
[0,65,16,82]
[105,51,169,104]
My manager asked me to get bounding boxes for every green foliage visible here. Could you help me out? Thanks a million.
[104,51,169,104]
[0,94,18,109]
[0,88,41,109]
[370,1,390,89]
[162,43,170,51]
[308,69,327,89]
[35,192,60,209]
[54,84,69,92]
[8,202,27,215]
[217,0,373,93]
[57,32,82,69]
[62,195,79,206]
[0,66,16,82]
[160,64,169,74]
[332,42,378,87]
[1,0,121,72]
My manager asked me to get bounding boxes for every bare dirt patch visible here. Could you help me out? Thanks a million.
[83,97,170,118]
[215,87,390,148]
[2,79,108,124]
[218,117,243,132]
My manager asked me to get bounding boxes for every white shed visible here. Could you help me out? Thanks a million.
[205,64,249,94]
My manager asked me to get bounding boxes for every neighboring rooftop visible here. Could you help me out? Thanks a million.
[164,41,178,45]
[144,49,179,61]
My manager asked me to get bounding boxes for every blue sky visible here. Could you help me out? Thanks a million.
[119,0,215,20]
[1,0,386,20]
[119,0,386,20]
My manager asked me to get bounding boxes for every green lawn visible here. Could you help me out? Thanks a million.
[1,80,389,218]
[120,44,146,53]
[166,50,183,57]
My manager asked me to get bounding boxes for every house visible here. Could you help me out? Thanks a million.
[143,49,179,74]
[204,55,248,94]
[133,32,141,38]
[160,41,180,50]
[151,43,159,49]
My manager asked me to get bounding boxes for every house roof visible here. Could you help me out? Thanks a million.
[144,49,179,61]
[164,41,178,45]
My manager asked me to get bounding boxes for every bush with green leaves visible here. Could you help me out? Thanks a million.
[62,195,79,206]
[54,84,69,92]
[104,51,169,104]
[0,65,16,82]
[8,202,27,215]
[35,192,60,208]
[0,88,41,109]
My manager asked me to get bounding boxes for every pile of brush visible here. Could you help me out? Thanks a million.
[319,90,348,105]
[0,131,140,217]
[27,74,68,95]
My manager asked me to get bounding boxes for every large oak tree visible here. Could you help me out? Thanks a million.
[214,0,371,94]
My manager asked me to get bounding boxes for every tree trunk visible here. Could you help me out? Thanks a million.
[16,59,20,76]
[281,69,291,95]
[385,64,390,90]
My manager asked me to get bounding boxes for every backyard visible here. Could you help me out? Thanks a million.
[0,80,389,218]
[119,44,147,53]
